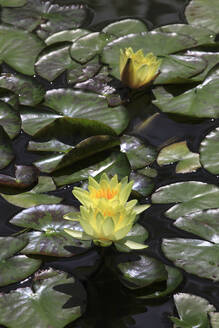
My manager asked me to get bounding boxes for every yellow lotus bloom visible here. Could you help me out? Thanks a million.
[120,47,162,89]
[64,173,150,249]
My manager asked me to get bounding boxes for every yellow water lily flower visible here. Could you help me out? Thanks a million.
[64,173,150,249]
[120,47,162,89]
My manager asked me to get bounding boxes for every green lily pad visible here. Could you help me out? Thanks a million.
[0,0,27,6]
[0,100,21,139]
[45,28,89,45]
[152,181,219,220]
[2,0,88,39]
[70,32,114,64]
[33,135,120,173]
[0,25,44,75]
[174,209,219,244]
[0,236,41,287]
[28,139,72,153]
[54,151,130,187]
[35,45,75,82]
[1,176,62,208]
[153,64,219,118]
[101,31,198,79]
[67,56,101,84]
[10,204,91,257]
[0,73,45,106]
[0,165,38,191]
[200,127,219,174]
[0,269,82,328]
[0,126,14,169]
[120,135,157,170]
[157,141,201,173]
[130,171,154,197]
[185,0,219,33]
[102,18,148,37]
[162,238,219,281]
[154,54,207,85]
[155,24,215,46]
[171,293,216,328]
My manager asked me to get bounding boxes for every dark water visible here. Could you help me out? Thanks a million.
[1,0,219,327]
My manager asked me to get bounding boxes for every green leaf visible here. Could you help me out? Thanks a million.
[130,171,154,197]
[0,25,44,75]
[162,238,219,281]
[0,0,27,6]
[28,139,72,153]
[171,293,216,328]
[0,73,45,106]
[0,269,82,328]
[1,176,62,208]
[0,165,38,191]
[154,54,207,85]
[200,127,219,174]
[101,31,198,79]
[102,18,148,37]
[45,28,89,45]
[120,135,157,169]
[0,236,41,287]
[157,141,201,174]
[33,135,120,173]
[153,65,219,118]
[67,56,101,84]
[70,32,114,64]
[174,209,219,244]
[54,151,130,187]
[152,181,219,219]
[0,126,14,169]
[0,100,21,139]
[185,0,219,33]
[155,24,215,46]
[2,0,88,39]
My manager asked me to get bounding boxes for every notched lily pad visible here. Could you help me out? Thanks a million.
[102,18,148,37]
[152,181,219,219]
[45,28,89,45]
[0,269,83,328]
[0,165,38,191]
[0,236,41,287]
[162,238,219,281]
[0,100,21,139]
[0,73,45,106]
[0,126,14,169]
[10,204,91,257]
[157,141,201,173]
[171,293,216,328]
[130,171,154,197]
[200,127,219,174]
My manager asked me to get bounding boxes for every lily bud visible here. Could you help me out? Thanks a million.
[120,47,162,89]
[64,173,150,249]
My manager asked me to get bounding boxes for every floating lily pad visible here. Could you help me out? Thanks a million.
[102,18,148,37]
[157,141,201,173]
[67,56,101,84]
[33,135,120,173]
[45,28,89,45]
[0,269,82,328]
[152,181,219,219]
[120,135,157,170]
[153,64,219,118]
[102,31,198,79]
[130,171,154,197]
[0,126,14,169]
[0,73,45,106]
[10,204,91,257]
[0,165,38,191]
[28,139,72,153]
[171,293,216,328]
[2,0,88,39]
[0,0,27,6]
[54,151,130,187]
[174,209,219,244]
[154,54,206,85]
[162,238,219,281]
[0,25,44,75]
[0,100,21,139]
[0,236,41,287]
[200,127,219,174]
[155,24,215,46]
[185,0,219,33]
[1,176,62,208]
[70,32,114,64]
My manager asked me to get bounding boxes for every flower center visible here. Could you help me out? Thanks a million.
[95,188,118,200]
